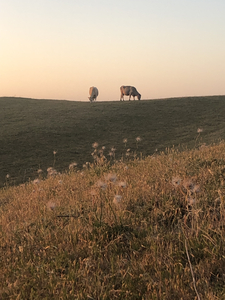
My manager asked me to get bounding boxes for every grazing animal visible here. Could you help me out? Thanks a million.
[120,85,141,101]
[88,86,99,102]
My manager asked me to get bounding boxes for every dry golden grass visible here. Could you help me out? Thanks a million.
[1,142,225,299]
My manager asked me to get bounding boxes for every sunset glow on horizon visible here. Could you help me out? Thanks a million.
[1,0,225,101]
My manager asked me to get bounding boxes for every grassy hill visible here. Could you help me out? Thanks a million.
[1,142,225,299]
[1,95,225,187]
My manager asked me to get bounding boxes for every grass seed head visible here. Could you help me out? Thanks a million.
[187,197,196,205]
[47,167,58,177]
[46,201,56,211]
[113,194,122,205]
[172,176,181,188]
[33,178,41,185]
[197,128,203,133]
[96,180,107,190]
[182,178,194,191]
[192,184,201,193]
[117,181,127,188]
[69,162,78,170]
[104,173,117,183]
[92,142,99,149]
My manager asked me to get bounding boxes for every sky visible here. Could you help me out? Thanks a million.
[1,0,225,101]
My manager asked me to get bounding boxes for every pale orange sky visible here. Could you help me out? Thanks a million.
[1,0,225,101]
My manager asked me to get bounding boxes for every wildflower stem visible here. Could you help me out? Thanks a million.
[195,133,200,147]
[185,239,201,300]
[99,199,103,226]
[53,153,56,168]
[108,201,118,225]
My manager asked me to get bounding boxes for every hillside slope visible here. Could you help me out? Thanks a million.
[1,96,225,186]
[1,142,225,298]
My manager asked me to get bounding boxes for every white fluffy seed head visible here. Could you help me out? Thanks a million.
[46,201,56,211]
[113,195,122,205]
[92,142,99,149]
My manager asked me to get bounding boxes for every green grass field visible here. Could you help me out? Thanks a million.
[1,95,225,187]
